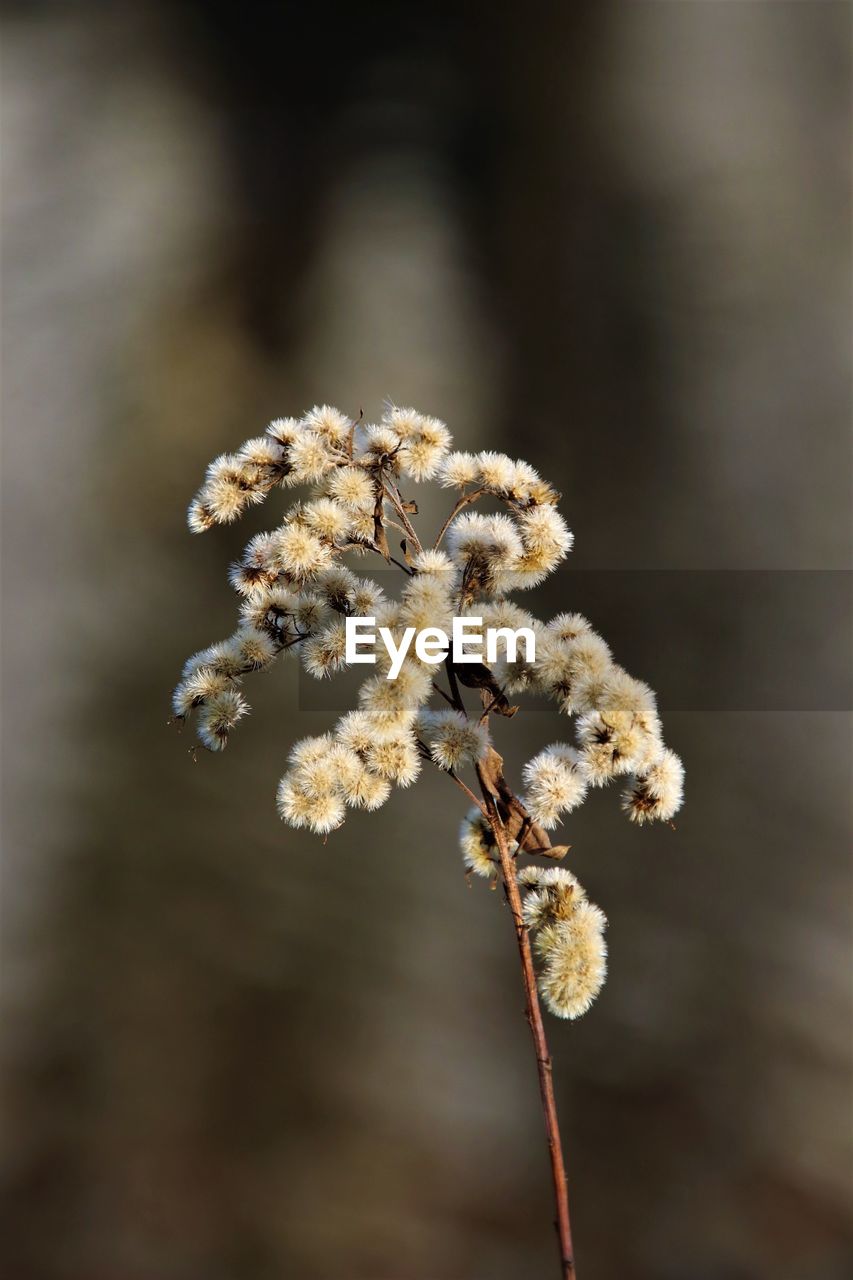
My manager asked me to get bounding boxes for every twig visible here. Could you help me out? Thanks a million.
[383,481,424,554]
[477,757,577,1279]
[446,767,487,816]
[433,486,486,549]
[444,656,465,712]
[432,681,457,708]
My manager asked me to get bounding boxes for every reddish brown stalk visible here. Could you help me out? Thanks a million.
[477,759,577,1279]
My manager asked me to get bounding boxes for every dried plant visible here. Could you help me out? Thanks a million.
[172,404,684,1277]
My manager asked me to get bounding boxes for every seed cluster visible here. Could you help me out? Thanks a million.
[173,404,683,1017]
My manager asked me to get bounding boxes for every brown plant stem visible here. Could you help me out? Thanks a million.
[477,757,577,1279]
[433,485,486,548]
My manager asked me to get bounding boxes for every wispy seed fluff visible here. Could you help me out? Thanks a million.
[276,524,333,580]
[304,404,352,443]
[325,465,375,511]
[396,414,451,481]
[400,572,456,634]
[522,744,588,829]
[575,668,663,785]
[459,808,498,878]
[197,687,249,752]
[276,775,345,834]
[621,748,684,824]
[520,866,607,1019]
[365,735,421,787]
[518,865,586,929]
[535,906,608,1019]
[418,709,488,771]
[439,451,480,488]
[476,450,517,493]
[303,498,353,542]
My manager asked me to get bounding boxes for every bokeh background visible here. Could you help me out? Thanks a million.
[2,3,851,1277]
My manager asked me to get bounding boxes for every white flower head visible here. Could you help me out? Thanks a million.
[326,466,375,511]
[459,808,498,878]
[522,744,588,828]
[419,709,487,771]
[197,687,249,751]
[476,451,517,493]
[266,416,302,447]
[303,497,353,543]
[439,451,480,488]
[288,432,335,483]
[535,902,608,1019]
[622,749,684,824]
[275,525,333,581]
[303,404,351,443]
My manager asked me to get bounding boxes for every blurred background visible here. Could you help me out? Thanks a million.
[2,2,851,1277]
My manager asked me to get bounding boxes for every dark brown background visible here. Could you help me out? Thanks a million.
[2,3,851,1277]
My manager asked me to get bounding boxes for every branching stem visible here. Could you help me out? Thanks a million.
[433,485,486,549]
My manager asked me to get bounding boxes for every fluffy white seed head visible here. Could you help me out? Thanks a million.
[622,749,685,824]
[288,432,335,483]
[197,687,249,751]
[512,507,573,587]
[266,416,302,447]
[288,733,337,771]
[365,735,421,787]
[335,710,377,754]
[381,405,429,439]
[314,565,359,611]
[303,404,351,443]
[276,525,333,581]
[400,573,456,634]
[411,548,455,576]
[519,865,586,930]
[351,579,385,614]
[303,498,353,543]
[418,709,487,771]
[546,612,592,644]
[301,621,349,678]
[343,765,392,810]
[362,424,401,464]
[239,435,286,469]
[172,667,233,718]
[358,672,424,732]
[535,903,608,1019]
[326,466,375,511]
[459,808,498,878]
[439,451,480,488]
[522,745,588,828]
[505,459,543,504]
[476,451,517,493]
[236,626,278,670]
[276,773,345,833]
[292,591,332,632]
[187,497,215,533]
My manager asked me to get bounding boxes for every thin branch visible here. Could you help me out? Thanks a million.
[446,767,487,816]
[432,680,457,708]
[444,656,465,712]
[478,692,502,725]
[433,486,486,549]
[383,481,424,555]
[476,758,577,1279]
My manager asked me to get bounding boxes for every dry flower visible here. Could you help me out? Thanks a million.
[173,402,684,1278]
